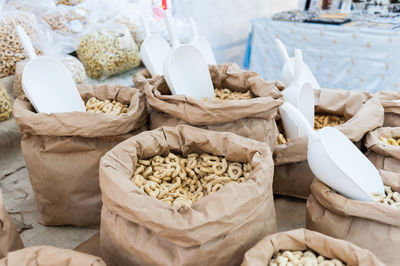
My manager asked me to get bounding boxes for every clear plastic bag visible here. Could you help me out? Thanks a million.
[0,82,12,121]
[0,8,43,78]
[77,24,141,80]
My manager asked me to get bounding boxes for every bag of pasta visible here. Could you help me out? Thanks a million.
[241,229,384,266]
[77,23,141,80]
[0,188,24,259]
[307,169,400,266]
[273,89,384,199]
[99,125,277,266]
[374,91,400,127]
[0,83,12,122]
[0,6,42,78]
[0,246,105,266]
[134,64,283,148]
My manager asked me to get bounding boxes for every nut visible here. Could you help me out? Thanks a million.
[314,113,346,130]
[270,250,344,266]
[85,97,129,116]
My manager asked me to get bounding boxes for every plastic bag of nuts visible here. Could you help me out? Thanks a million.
[307,169,400,265]
[13,56,86,99]
[13,84,148,226]
[273,89,384,199]
[364,127,400,172]
[77,23,141,80]
[99,125,277,266]
[0,9,42,78]
[241,229,384,266]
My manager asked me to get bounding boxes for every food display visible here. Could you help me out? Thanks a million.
[131,152,250,208]
[269,250,345,266]
[0,84,12,122]
[85,97,129,115]
[314,114,346,130]
[42,6,89,35]
[213,88,253,100]
[380,136,400,146]
[371,185,400,208]
[77,26,141,79]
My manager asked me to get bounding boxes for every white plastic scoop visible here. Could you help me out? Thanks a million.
[275,38,321,90]
[16,26,85,114]
[280,49,315,139]
[163,10,214,100]
[279,102,384,202]
[139,14,171,77]
[189,17,217,65]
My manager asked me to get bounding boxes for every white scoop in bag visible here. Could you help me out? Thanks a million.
[163,10,214,100]
[280,49,315,139]
[279,102,384,202]
[139,14,171,77]
[275,38,321,90]
[16,26,85,114]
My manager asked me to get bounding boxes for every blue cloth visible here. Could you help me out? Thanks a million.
[245,18,400,93]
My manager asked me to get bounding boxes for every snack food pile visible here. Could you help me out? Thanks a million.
[380,136,400,146]
[85,97,129,115]
[314,114,346,130]
[269,250,345,266]
[131,152,250,208]
[213,88,253,101]
[42,8,88,34]
[371,185,400,208]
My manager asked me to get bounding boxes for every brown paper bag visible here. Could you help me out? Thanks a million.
[375,91,400,127]
[365,127,400,172]
[135,64,284,148]
[99,125,277,266]
[307,170,400,265]
[0,188,23,259]
[273,89,384,199]
[241,228,384,266]
[13,84,148,226]
[0,246,106,266]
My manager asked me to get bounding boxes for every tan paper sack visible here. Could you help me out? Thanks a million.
[274,89,384,199]
[375,91,400,127]
[13,84,148,226]
[307,170,400,265]
[99,125,277,266]
[135,64,284,148]
[365,127,400,172]
[0,188,23,259]
[0,246,106,266]
[241,228,384,266]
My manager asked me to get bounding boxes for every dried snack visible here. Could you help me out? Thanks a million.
[276,120,290,145]
[42,5,89,35]
[0,83,12,122]
[314,113,346,130]
[0,12,41,78]
[57,0,84,5]
[213,88,253,101]
[85,97,129,115]
[380,136,400,146]
[131,152,251,208]
[77,25,141,79]
[270,250,345,266]
[371,185,400,208]
[13,56,86,98]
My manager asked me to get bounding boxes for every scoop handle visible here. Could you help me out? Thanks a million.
[164,10,179,49]
[294,49,303,83]
[140,14,150,38]
[279,102,319,141]
[189,17,199,42]
[16,26,37,60]
[275,38,290,64]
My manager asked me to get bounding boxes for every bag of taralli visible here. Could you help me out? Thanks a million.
[374,91,400,127]
[241,228,384,266]
[0,246,105,266]
[134,64,284,149]
[13,84,148,226]
[273,88,384,199]
[306,169,400,266]
[77,23,141,80]
[0,188,24,260]
[0,82,12,122]
[365,127,400,172]
[99,125,277,266]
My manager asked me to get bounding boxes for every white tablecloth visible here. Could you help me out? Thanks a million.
[244,18,400,93]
